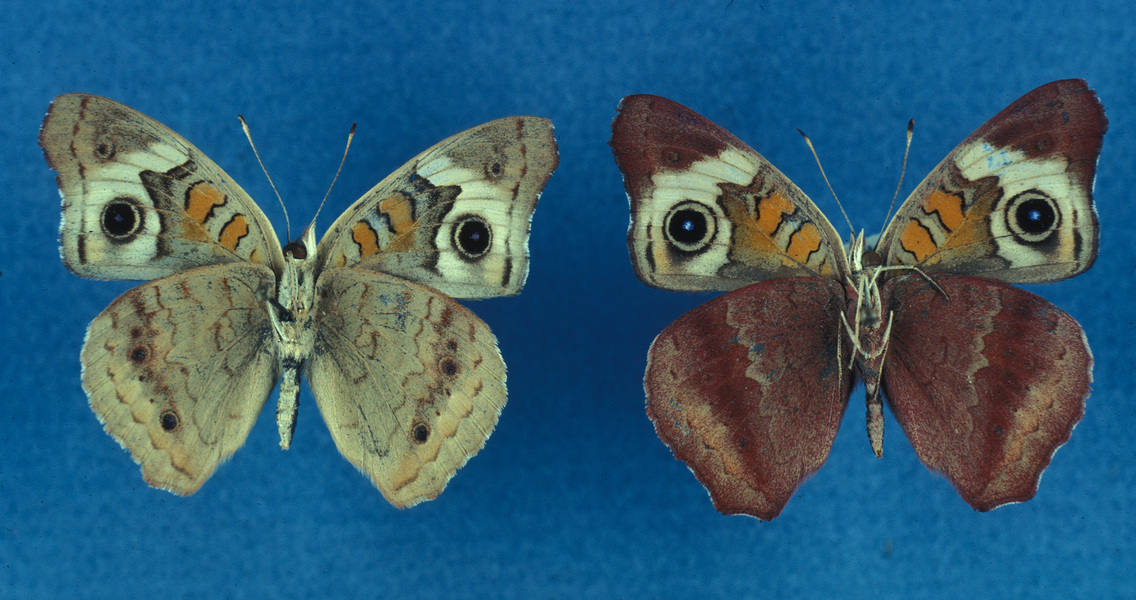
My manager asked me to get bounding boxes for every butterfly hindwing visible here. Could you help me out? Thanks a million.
[81,262,279,495]
[645,277,853,519]
[880,273,1091,509]
[307,268,507,507]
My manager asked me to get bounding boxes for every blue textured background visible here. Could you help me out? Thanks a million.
[3,1,1133,598]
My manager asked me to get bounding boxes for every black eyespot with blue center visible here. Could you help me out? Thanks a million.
[101,198,143,241]
[453,215,492,260]
[664,201,717,254]
[1006,191,1060,243]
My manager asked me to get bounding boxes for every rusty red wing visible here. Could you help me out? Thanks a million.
[645,277,854,520]
[610,94,756,202]
[881,273,1091,511]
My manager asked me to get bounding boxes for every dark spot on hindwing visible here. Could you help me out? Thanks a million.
[664,200,717,254]
[410,420,431,445]
[130,346,149,363]
[440,356,459,378]
[1005,189,1060,244]
[159,409,181,432]
[101,198,143,242]
[452,215,492,260]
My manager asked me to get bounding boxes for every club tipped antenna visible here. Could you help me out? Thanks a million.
[879,119,915,236]
[311,123,357,228]
[798,128,853,235]
[240,115,292,239]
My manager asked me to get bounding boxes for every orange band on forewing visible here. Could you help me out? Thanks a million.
[754,192,794,236]
[722,192,785,259]
[923,190,965,231]
[786,222,822,263]
[351,221,381,259]
[898,220,936,262]
[185,183,227,225]
[377,194,419,253]
[379,195,414,234]
[218,214,249,251]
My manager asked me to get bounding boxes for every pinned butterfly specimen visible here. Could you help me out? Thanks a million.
[611,79,1104,519]
[41,94,558,506]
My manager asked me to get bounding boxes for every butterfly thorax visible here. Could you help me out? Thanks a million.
[269,226,320,450]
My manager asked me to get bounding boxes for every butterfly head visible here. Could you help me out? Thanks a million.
[283,225,317,262]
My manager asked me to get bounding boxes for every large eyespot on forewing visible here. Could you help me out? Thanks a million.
[663,200,718,254]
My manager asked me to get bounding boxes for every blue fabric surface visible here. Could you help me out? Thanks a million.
[2,0,1133,597]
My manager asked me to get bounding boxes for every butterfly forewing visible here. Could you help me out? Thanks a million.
[42,94,285,281]
[613,94,849,292]
[877,79,1105,283]
[316,116,558,299]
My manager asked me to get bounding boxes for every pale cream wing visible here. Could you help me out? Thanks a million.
[82,262,280,495]
[41,93,284,281]
[877,79,1106,282]
[315,116,558,298]
[307,267,506,507]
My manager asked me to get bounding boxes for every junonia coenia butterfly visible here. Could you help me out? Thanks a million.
[611,79,1105,519]
[41,93,558,506]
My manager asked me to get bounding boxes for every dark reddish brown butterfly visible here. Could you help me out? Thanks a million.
[611,79,1105,519]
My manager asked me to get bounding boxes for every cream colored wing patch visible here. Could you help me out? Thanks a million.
[878,79,1106,283]
[41,93,284,281]
[82,262,280,495]
[316,116,557,299]
[307,267,507,508]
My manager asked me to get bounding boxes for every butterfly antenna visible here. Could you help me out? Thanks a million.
[797,128,853,235]
[879,119,915,236]
[240,115,292,239]
[311,123,357,228]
